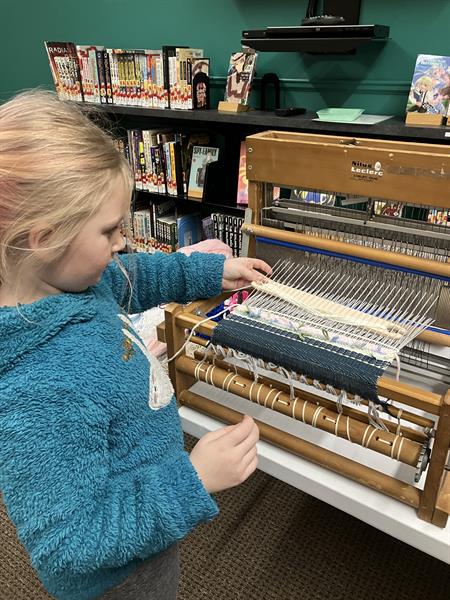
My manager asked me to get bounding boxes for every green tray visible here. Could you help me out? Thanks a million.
[317,108,365,122]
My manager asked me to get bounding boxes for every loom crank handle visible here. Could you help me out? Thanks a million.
[415,439,432,483]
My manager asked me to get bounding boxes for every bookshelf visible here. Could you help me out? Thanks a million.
[97,104,450,254]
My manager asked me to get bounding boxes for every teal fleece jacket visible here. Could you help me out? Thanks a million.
[0,251,225,599]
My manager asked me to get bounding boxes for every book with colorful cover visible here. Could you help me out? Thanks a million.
[142,49,161,108]
[76,45,101,103]
[187,146,219,199]
[173,48,203,109]
[224,50,257,105]
[373,200,403,217]
[236,141,248,205]
[149,50,165,109]
[192,58,210,109]
[406,54,450,116]
[182,133,211,193]
[237,141,279,205]
[177,213,202,247]
[44,41,83,101]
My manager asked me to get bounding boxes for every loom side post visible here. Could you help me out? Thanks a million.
[165,293,233,397]
[246,180,264,257]
[165,303,194,398]
[434,471,450,527]
[418,390,450,525]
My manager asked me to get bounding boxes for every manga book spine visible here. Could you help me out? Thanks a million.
[95,49,107,104]
[76,46,91,102]
[44,42,62,97]
[161,46,175,108]
[107,49,119,105]
[102,50,113,104]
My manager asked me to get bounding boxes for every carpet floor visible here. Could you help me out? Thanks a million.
[1,433,449,599]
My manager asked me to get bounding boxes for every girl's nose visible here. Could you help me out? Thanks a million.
[112,232,126,254]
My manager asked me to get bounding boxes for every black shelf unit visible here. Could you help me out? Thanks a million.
[101,105,450,145]
[137,190,245,216]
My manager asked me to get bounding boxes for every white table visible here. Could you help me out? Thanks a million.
[180,380,450,564]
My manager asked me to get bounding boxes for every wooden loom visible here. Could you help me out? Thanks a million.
[163,131,450,528]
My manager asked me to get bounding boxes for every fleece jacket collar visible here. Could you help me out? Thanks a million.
[0,291,97,376]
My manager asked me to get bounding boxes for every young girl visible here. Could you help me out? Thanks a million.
[0,90,271,600]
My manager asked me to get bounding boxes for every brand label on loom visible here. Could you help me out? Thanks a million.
[351,160,384,180]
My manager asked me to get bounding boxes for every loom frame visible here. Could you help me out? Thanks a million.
[163,130,450,542]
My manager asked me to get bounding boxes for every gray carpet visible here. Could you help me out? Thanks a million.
[1,434,449,599]
[178,435,450,600]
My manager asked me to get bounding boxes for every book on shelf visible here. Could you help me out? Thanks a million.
[224,49,257,105]
[143,49,166,109]
[373,200,403,217]
[236,141,248,205]
[177,213,202,247]
[211,212,244,257]
[44,41,84,101]
[130,198,179,253]
[406,54,450,117]
[75,45,101,103]
[131,208,152,253]
[95,47,108,104]
[192,58,210,109]
[237,141,279,205]
[131,202,244,256]
[125,128,201,196]
[74,43,113,104]
[171,48,203,109]
[156,214,178,252]
[187,145,219,199]
[427,208,449,226]
[162,45,186,108]
[201,215,215,239]
[182,133,211,190]
[45,42,212,110]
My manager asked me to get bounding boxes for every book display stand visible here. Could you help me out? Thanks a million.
[406,112,446,127]
[217,101,250,113]
[187,160,222,203]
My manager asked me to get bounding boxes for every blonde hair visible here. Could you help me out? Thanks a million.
[0,89,133,291]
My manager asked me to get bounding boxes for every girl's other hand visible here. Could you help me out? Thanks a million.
[189,415,259,493]
[222,257,272,290]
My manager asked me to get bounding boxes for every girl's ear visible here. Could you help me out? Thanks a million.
[28,226,51,251]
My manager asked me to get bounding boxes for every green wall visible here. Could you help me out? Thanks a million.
[1,0,449,115]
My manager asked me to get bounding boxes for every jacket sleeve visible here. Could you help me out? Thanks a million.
[0,384,218,577]
[101,252,225,313]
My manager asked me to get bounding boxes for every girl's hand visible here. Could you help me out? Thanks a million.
[190,415,259,493]
[222,257,272,290]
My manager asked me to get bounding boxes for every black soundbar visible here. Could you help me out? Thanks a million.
[242,24,389,40]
